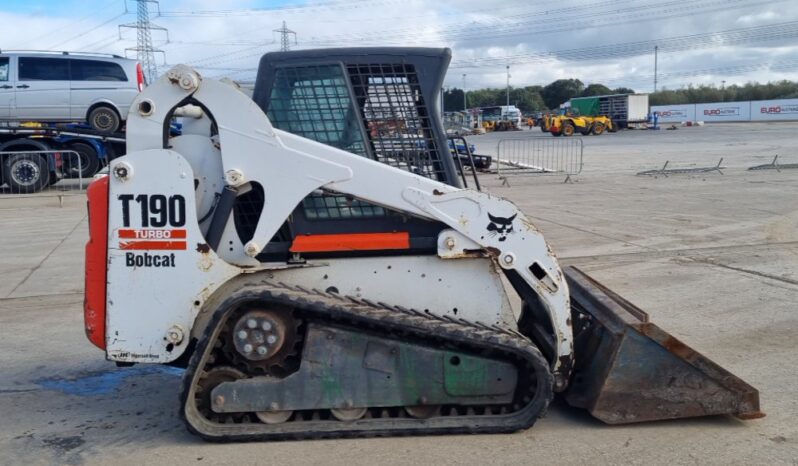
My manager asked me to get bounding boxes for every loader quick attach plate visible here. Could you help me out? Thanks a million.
[563,266,764,424]
[180,281,554,441]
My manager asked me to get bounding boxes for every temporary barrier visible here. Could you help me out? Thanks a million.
[748,155,798,171]
[637,158,725,176]
[652,98,798,123]
[1,149,85,196]
[496,137,583,184]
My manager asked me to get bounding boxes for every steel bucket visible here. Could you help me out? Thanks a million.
[563,266,764,424]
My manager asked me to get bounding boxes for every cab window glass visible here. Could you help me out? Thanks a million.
[0,58,8,82]
[19,57,70,81]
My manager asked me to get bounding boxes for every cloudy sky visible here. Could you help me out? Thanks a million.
[2,0,798,92]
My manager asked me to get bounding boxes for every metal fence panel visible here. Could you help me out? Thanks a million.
[496,137,583,183]
[1,150,85,196]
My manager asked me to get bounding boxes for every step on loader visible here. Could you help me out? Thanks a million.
[83,48,762,441]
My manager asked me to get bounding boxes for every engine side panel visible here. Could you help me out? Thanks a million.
[271,255,516,327]
[105,149,239,363]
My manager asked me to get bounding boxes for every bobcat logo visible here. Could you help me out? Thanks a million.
[487,213,517,242]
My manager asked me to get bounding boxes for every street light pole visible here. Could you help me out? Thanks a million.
[506,65,510,106]
[462,73,467,111]
[653,45,658,93]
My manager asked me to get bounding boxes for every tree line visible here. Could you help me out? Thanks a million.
[443,79,798,113]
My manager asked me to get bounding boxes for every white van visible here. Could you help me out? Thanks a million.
[0,51,143,132]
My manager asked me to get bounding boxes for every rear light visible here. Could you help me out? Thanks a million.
[136,63,145,91]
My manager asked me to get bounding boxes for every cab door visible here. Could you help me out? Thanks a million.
[15,56,71,120]
[0,56,12,117]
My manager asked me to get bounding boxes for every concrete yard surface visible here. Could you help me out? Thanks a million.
[0,123,797,465]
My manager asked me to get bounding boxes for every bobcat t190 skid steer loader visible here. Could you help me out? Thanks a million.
[83,48,762,441]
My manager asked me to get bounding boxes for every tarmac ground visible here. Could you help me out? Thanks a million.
[0,122,796,465]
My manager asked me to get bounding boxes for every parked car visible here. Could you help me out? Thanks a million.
[0,50,144,132]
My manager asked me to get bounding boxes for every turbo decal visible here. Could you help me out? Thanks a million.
[118,229,187,251]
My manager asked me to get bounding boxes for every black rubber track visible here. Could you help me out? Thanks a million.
[180,281,554,442]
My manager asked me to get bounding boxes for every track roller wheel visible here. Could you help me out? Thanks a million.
[331,408,368,421]
[256,410,294,424]
[405,405,441,419]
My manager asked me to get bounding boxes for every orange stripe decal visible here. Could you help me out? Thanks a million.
[119,229,187,239]
[120,241,187,250]
[290,232,410,253]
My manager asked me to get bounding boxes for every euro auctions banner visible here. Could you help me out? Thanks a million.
[750,98,798,121]
[695,102,750,122]
[650,105,695,122]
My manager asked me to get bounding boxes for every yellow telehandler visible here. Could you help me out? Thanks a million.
[542,112,616,137]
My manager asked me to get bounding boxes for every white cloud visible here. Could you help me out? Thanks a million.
[736,11,779,25]
[1,0,797,92]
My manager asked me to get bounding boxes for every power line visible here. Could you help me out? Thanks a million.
[83,37,123,53]
[297,0,785,46]
[158,0,403,17]
[448,21,798,69]
[47,11,127,49]
[177,0,759,64]
[593,59,798,88]
[188,44,266,67]
[20,1,118,46]
[189,20,798,79]
[178,0,787,74]
[81,34,119,50]
[160,0,796,93]
[185,0,774,72]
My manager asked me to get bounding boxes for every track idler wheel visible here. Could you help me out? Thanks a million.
[195,367,247,423]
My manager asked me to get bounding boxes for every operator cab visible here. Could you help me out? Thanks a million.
[245,48,460,261]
